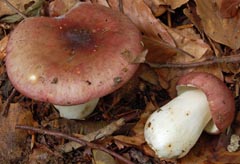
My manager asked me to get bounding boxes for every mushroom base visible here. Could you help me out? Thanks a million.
[54,98,99,120]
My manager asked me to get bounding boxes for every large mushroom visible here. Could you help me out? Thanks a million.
[144,72,235,159]
[6,3,143,119]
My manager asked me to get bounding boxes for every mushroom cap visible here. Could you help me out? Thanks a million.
[6,3,143,105]
[177,72,235,132]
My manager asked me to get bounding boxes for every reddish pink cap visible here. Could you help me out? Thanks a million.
[6,3,143,105]
[177,72,235,132]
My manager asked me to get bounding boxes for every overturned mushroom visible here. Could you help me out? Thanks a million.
[6,3,143,119]
[144,72,235,159]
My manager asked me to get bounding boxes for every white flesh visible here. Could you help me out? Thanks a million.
[54,98,99,120]
[204,120,220,134]
[144,88,211,159]
[178,85,219,134]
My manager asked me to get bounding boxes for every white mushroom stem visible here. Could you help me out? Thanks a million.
[204,119,220,134]
[144,87,212,159]
[54,98,99,120]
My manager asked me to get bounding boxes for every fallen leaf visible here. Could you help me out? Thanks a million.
[28,147,52,164]
[143,36,177,64]
[178,133,240,163]
[143,0,166,16]
[167,28,211,61]
[48,0,79,17]
[114,102,157,147]
[0,35,8,60]
[154,0,189,9]
[196,0,240,49]
[0,0,44,23]
[0,103,34,162]
[95,0,176,46]
[91,0,110,7]
[0,0,33,17]
[128,148,151,163]
[154,27,223,97]
[139,64,160,86]
[183,4,203,32]
[92,149,117,164]
[58,118,125,153]
[122,0,175,46]
[219,0,240,18]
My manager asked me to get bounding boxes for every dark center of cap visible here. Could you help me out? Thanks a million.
[65,28,93,48]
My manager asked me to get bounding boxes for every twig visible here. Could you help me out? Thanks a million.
[1,0,27,19]
[118,0,123,13]
[2,88,17,116]
[16,124,134,164]
[58,118,125,152]
[146,54,240,68]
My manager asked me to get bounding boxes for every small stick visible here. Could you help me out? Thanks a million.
[167,10,172,28]
[1,0,27,19]
[16,124,134,164]
[147,54,240,68]
[2,88,17,116]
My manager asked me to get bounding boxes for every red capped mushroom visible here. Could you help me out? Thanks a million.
[144,72,235,159]
[6,3,143,119]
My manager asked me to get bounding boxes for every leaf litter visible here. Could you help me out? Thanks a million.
[0,0,240,163]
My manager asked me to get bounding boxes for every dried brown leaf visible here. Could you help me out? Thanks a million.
[43,118,108,135]
[28,147,53,164]
[58,118,125,153]
[219,0,240,18]
[92,149,117,164]
[0,0,33,17]
[98,0,176,46]
[167,28,211,61]
[196,0,240,49]
[0,103,34,161]
[154,27,223,97]
[114,102,157,146]
[178,133,240,163]
[49,0,79,17]
[122,0,175,46]
[92,0,110,7]
[143,0,166,16]
[139,65,160,86]
[0,35,8,60]
[143,36,177,63]
[183,5,203,31]
[154,0,189,9]
[1,0,44,23]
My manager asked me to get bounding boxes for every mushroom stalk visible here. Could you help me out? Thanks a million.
[54,98,99,120]
[144,88,211,159]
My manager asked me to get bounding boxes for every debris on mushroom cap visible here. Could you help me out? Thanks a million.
[177,72,235,132]
[6,3,143,105]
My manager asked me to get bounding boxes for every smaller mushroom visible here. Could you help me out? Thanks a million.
[144,72,235,159]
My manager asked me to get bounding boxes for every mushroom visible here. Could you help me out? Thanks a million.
[5,3,143,119]
[144,72,235,159]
